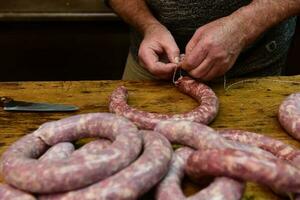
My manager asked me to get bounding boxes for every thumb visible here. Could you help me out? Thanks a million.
[162,41,180,64]
[186,27,203,54]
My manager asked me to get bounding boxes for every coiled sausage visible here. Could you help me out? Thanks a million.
[39,131,172,200]
[0,113,142,194]
[109,76,219,130]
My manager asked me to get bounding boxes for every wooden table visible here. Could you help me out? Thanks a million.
[0,75,300,199]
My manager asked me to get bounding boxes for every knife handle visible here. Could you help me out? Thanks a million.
[0,96,13,107]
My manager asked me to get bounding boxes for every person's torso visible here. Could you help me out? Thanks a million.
[146,0,251,38]
[130,1,296,77]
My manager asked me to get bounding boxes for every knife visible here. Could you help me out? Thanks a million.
[0,97,79,112]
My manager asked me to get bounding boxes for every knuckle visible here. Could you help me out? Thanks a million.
[138,48,145,58]
[186,44,194,54]
[189,71,202,79]
[137,53,145,63]
[195,28,203,36]
[184,59,196,70]
[146,65,157,74]
[203,38,213,48]
[222,58,231,65]
[137,52,143,60]
[138,51,150,62]
[173,48,180,55]
[167,47,179,56]
[210,47,227,60]
[216,52,228,60]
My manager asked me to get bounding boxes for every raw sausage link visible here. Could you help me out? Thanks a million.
[0,113,142,194]
[155,147,244,200]
[154,121,256,199]
[186,148,300,194]
[156,148,192,200]
[72,139,111,157]
[39,130,173,200]
[154,120,274,158]
[0,183,36,200]
[218,129,300,166]
[0,142,76,200]
[40,139,112,160]
[154,121,280,199]
[278,93,300,140]
[187,177,244,200]
[0,134,112,199]
[219,129,300,197]
[39,142,75,161]
[109,76,219,129]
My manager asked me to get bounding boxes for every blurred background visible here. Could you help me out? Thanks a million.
[0,0,298,81]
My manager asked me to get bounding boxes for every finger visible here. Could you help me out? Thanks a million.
[162,40,180,64]
[139,49,176,79]
[139,46,160,69]
[185,28,203,54]
[138,41,178,79]
[202,53,238,81]
[152,62,177,79]
[188,58,215,79]
[201,64,225,81]
[182,42,208,71]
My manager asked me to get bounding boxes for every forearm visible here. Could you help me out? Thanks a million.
[107,0,162,35]
[230,0,300,47]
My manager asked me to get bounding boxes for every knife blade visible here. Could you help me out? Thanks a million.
[0,97,79,112]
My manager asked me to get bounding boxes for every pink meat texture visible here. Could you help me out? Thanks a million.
[155,147,244,200]
[109,76,219,129]
[219,129,300,197]
[219,129,300,166]
[0,142,76,199]
[0,113,142,194]
[154,120,265,200]
[154,120,274,158]
[278,93,300,140]
[0,183,36,200]
[39,130,172,200]
[186,148,300,194]
[39,142,75,161]
[0,138,112,199]
[154,120,300,198]
[2,82,300,199]
[72,139,111,157]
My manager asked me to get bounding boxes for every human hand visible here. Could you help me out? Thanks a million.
[181,16,247,81]
[138,24,180,79]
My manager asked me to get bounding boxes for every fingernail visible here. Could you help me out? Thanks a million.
[174,57,180,64]
[180,54,185,60]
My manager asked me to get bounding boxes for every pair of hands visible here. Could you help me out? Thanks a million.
[138,16,246,81]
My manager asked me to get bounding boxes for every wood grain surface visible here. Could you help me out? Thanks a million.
[0,75,300,199]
